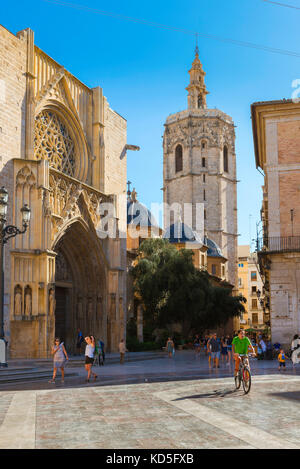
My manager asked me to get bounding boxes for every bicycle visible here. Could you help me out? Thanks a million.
[234,354,253,394]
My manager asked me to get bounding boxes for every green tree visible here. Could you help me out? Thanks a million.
[131,238,245,337]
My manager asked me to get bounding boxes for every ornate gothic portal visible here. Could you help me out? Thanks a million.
[4,27,128,358]
[53,222,106,353]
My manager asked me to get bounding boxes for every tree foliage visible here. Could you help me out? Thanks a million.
[131,238,245,336]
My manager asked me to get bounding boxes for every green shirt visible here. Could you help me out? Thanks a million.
[232,336,252,355]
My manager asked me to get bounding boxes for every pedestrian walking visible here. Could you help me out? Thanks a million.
[166,337,174,358]
[259,337,267,359]
[291,334,300,366]
[49,338,68,384]
[278,348,286,371]
[208,333,220,368]
[84,336,98,382]
[207,334,212,368]
[98,338,105,365]
[76,328,84,355]
[221,336,229,365]
[227,335,233,362]
[119,338,128,364]
[194,334,201,358]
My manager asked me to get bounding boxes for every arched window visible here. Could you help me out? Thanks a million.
[223,145,228,173]
[175,145,183,173]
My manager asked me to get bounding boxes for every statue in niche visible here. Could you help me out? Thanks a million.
[14,287,22,315]
[87,298,93,321]
[49,288,56,316]
[24,287,32,316]
[77,296,84,320]
[96,296,102,317]
[110,294,116,321]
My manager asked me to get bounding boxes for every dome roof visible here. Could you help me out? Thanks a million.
[163,221,202,244]
[204,237,223,257]
[127,200,158,228]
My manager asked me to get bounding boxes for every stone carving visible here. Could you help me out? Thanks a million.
[34,110,76,177]
[49,288,56,316]
[87,298,94,321]
[24,287,32,316]
[77,296,84,320]
[56,250,72,282]
[16,166,36,187]
[14,286,22,315]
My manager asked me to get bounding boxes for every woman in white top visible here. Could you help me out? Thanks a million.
[291,334,300,365]
[85,336,98,382]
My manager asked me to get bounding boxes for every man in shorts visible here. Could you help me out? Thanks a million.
[208,333,221,368]
[232,329,256,377]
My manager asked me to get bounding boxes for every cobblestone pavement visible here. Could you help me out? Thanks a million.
[0,351,300,449]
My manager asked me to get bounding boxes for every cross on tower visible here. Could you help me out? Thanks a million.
[127,180,132,199]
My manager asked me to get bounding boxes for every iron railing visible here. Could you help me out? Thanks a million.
[257,236,300,253]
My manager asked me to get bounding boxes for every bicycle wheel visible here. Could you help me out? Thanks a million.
[235,373,241,390]
[242,367,251,394]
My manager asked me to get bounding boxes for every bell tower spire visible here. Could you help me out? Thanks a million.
[186,40,209,110]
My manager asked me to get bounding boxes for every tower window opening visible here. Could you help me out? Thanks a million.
[203,189,206,201]
[175,144,183,173]
[223,145,228,173]
[203,174,206,183]
[201,141,206,150]
[202,157,206,168]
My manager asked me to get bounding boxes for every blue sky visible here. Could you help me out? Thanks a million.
[2,0,300,247]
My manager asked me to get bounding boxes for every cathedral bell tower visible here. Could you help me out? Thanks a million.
[163,48,238,291]
[186,46,209,110]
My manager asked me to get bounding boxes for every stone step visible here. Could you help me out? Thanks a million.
[0,369,77,384]
[7,351,167,368]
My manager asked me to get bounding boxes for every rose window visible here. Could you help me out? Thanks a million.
[34,111,76,177]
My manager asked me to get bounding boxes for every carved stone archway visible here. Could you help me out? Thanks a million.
[52,220,107,353]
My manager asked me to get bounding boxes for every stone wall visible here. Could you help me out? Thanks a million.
[0,26,28,341]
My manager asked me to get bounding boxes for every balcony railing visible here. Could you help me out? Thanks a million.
[257,236,300,254]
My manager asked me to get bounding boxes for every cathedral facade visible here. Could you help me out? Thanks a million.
[163,48,238,290]
[0,26,127,357]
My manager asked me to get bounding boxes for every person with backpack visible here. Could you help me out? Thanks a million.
[76,328,84,355]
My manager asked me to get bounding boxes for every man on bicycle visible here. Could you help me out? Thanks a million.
[232,329,256,377]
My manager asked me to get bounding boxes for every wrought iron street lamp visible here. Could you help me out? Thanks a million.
[0,187,31,367]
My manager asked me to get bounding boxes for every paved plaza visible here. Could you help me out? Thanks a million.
[0,351,300,449]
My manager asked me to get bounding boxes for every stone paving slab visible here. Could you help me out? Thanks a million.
[1,352,300,449]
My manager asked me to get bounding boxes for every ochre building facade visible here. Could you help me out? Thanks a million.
[0,25,127,357]
[252,99,300,344]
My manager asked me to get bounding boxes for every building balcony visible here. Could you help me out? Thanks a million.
[257,236,300,254]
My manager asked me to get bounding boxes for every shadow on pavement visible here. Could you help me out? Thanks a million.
[268,391,300,402]
[172,388,239,401]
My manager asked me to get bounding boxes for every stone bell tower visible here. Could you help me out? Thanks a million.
[163,47,238,290]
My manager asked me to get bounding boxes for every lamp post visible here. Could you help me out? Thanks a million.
[0,187,31,367]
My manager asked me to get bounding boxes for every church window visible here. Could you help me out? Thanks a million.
[202,141,206,150]
[198,95,204,109]
[204,209,207,220]
[175,144,183,173]
[202,157,206,168]
[34,110,76,177]
[223,145,228,173]
[203,189,206,201]
[203,174,206,183]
